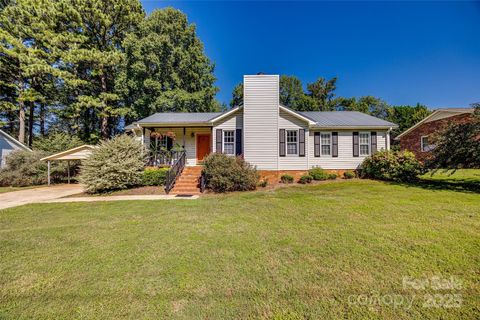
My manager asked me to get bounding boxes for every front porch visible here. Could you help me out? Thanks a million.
[140,126,213,167]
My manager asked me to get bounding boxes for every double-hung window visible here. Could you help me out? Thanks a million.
[421,136,435,152]
[321,133,331,156]
[359,132,370,156]
[286,130,298,155]
[223,130,235,155]
[159,136,168,149]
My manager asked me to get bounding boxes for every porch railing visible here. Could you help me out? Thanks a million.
[147,150,183,167]
[164,150,186,194]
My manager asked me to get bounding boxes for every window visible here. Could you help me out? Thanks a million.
[286,130,298,155]
[321,133,331,156]
[159,136,168,149]
[223,130,235,155]
[359,132,370,156]
[421,136,435,152]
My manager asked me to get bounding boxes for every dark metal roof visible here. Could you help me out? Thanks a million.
[300,111,398,128]
[136,112,222,124]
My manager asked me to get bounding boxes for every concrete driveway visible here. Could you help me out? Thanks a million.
[0,184,84,210]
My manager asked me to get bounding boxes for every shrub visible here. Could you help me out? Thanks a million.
[258,178,268,188]
[299,174,313,184]
[0,150,49,186]
[361,150,425,182]
[280,174,294,184]
[142,167,169,186]
[308,167,329,181]
[202,153,259,193]
[328,173,337,180]
[343,170,355,179]
[79,135,146,193]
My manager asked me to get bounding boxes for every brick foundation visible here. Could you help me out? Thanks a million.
[398,113,474,162]
[259,169,350,183]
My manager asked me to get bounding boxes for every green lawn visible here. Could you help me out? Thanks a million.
[421,169,480,183]
[0,186,40,194]
[0,180,479,319]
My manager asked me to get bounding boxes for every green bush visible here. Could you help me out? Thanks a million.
[202,153,259,193]
[361,150,425,182]
[142,167,169,186]
[308,167,329,181]
[258,178,268,188]
[343,170,355,179]
[280,174,294,184]
[328,173,337,180]
[298,174,313,184]
[79,135,146,193]
[0,150,48,186]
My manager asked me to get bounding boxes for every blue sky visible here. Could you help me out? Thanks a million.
[141,1,480,109]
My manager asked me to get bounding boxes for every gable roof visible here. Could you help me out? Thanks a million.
[395,108,474,140]
[0,129,31,151]
[127,106,398,129]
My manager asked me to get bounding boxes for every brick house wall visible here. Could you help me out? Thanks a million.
[398,113,474,162]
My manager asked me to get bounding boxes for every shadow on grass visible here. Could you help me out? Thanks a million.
[384,179,480,194]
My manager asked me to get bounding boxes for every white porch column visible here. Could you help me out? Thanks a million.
[47,161,51,186]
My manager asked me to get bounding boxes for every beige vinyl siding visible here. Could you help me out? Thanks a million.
[278,109,309,170]
[308,130,388,170]
[243,75,279,170]
[143,127,211,166]
[212,110,243,153]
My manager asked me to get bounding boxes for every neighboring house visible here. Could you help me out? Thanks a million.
[0,129,31,169]
[126,74,397,178]
[395,108,475,161]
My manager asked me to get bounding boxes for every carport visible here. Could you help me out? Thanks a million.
[40,145,96,185]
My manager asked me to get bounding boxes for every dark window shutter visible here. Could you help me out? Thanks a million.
[371,131,377,153]
[332,132,338,157]
[235,129,242,155]
[216,129,222,153]
[167,137,173,150]
[299,129,305,157]
[279,129,286,157]
[314,132,320,157]
[353,132,359,157]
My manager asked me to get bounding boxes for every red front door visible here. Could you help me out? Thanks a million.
[196,134,211,161]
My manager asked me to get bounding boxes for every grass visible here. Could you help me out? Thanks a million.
[418,169,480,192]
[0,185,41,194]
[0,180,479,319]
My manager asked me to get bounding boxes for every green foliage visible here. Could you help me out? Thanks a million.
[328,173,337,180]
[202,153,259,193]
[280,174,294,184]
[258,178,268,188]
[427,111,480,170]
[343,171,355,179]
[119,7,218,119]
[361,150,425,182]
[142,167,169,186]
[387,104,431,138]
[32,132,83,153]
[308,167,329,181]
[79,135,146,193]
[298,174,313,184]
[0,150,48,186]
[306,77,338,111]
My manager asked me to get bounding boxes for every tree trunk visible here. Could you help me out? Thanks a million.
[18,100,25,144]
[28,102,34,147]
[100,73,109,140]
[39,104,45,135]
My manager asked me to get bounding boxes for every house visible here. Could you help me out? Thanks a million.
[395,108,475,161]
[0,129,31,169]
[126,74,397,185]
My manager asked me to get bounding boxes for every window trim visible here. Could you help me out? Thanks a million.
[286,129,299,156]
[222,130,235,155]
[359,132,370,156]
[320,132,332,156]
[421,135,435,152]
